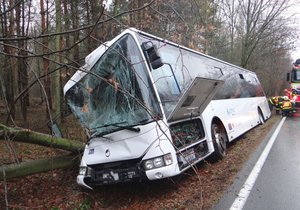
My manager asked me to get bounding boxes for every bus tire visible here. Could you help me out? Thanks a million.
[208,122,227,162]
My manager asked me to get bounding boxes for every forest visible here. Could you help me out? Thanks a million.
[0,0,298,209]
[0,0,297,123]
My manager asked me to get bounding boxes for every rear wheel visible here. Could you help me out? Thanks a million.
[209,122,228,162]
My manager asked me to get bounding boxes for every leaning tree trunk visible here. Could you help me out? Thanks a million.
[0,123,84,152]
[0,123,85,181]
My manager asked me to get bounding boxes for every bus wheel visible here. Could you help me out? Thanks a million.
[209,122,227,162]
[258,109,265,125]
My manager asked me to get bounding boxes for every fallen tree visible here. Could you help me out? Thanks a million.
[0,154,78,181]
[0,123,85,181]
[0,123,84,152]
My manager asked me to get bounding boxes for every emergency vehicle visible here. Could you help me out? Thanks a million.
[286,60,300,107]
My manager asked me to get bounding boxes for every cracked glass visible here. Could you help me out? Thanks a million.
[65,34,161,137]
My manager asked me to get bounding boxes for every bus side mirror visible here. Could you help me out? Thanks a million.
[141,42,164,70]
[287,72,290,82]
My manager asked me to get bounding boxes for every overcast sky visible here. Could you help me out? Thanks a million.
[287,1,300,61]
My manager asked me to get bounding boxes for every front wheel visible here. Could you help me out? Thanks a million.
[209,122,228,162]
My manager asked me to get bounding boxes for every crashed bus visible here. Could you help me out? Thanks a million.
[63,28,271,189]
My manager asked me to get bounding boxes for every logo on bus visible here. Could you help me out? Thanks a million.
[88,148,94,155]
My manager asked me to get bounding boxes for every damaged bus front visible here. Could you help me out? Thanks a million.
[64,29,222,189]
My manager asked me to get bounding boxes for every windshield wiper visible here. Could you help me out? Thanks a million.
[91,122,140,133]
[112,124,140,132]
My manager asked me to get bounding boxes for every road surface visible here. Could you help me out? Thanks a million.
[213,115,300,210]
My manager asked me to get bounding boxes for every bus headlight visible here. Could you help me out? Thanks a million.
[153,157,164,167]
[143,153,173,171]
[144,160,154,170]
[79,166,92,176]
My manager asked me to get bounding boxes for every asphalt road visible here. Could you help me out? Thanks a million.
[213,115,300,210]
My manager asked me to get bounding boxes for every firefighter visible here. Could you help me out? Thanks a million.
[268,97,274,111]
[284,89,297,112]
[284,89,292,99]
[281,96,293,117]
[269,96,283,114]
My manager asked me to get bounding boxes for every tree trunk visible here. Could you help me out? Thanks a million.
[0,154,78,181]
[53,0,62,124]
[0,123,84,152]
[40,0,52,114]
[15,0,29,121]
[0,123,84,181]
[3,0,16,121]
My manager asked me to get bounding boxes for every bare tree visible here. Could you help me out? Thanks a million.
[237,0,293,68]
[215,0,296,96]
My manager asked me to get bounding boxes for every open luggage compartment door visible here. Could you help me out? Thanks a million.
[168,77,224,122]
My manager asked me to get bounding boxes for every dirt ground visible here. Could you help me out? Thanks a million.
[0,99,280,210]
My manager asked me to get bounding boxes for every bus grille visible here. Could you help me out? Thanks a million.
[89,158,145,185]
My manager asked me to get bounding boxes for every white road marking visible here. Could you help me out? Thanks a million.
[229,117,286,210]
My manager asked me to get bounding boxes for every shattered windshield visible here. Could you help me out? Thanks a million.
[65,34,161,137]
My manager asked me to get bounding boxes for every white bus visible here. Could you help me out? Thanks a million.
[63,28,271,189]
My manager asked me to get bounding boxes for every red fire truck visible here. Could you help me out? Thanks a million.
[286,59,300,107]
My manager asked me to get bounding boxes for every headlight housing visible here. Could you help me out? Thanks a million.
[79,167,87,175]
[78,166,92,176]
[143,153,173,171]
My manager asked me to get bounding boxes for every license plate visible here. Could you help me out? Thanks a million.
[180,148,196,164]
[102,171,119,181]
